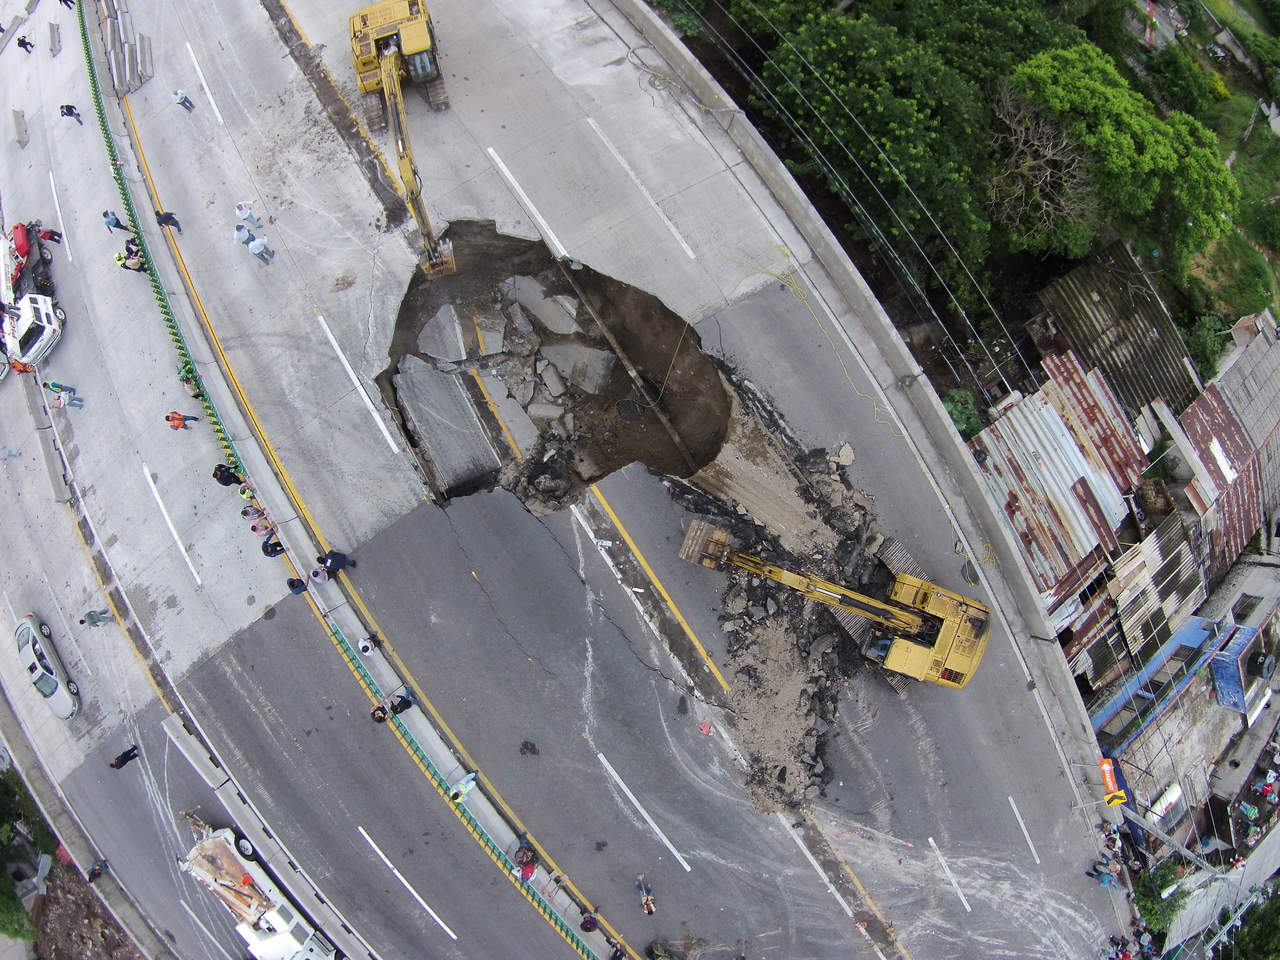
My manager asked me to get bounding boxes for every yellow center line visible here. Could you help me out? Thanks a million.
[588,486,730,693]
[807,811,912,960]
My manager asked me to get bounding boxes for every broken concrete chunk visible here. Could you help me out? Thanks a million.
[527,402,565,421]
[836,442,854,466]
[511,276,581,334]
[541,342,617,394]
[542,363,567,397]
[562,413,574,434]
[417,303,466,361]
[766,596,778,616]
[804,785,821,799]
[511,378,536,406]
[509,302,534,335]
[748,605,767,621]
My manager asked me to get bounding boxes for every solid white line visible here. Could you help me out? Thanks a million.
[487,147,566,260]
[47,172,72,263]
[314,313,399,453]
[178,899,239,960]
[587,118,695,259]
[186,42,225,126]
[928,837,970,912]
[141,462,201,586]
[1007,796,1041,864]
[597,752,692,871]
[570,506,664,641]
[358,826,458,940]
[774,812,853,917]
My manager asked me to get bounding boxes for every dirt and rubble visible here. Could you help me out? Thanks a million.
[33,861,145,960]
[383,223,913,809]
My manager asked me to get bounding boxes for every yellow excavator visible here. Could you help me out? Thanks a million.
[680,519,991,689]
[349,1,455,277]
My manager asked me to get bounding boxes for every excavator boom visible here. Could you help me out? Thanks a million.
[350,1,455,277]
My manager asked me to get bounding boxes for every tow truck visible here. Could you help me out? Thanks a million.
[178,812,340,960]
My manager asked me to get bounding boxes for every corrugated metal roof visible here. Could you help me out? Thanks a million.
[1213,311,1280,513]
[1111,513,1206,660]
[970,386,1127,607]
[1179,386,1263,583]
[1037,243,1201,417]
[1042,352,1148,493]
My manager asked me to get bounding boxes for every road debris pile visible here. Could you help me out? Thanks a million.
[35,860,145,960]
[666,394,893,809]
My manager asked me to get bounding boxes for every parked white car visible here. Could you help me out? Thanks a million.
[3,293,64,369]
[15,614,79,720]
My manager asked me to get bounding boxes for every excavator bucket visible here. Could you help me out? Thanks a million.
[420,238,456,278]
[678,519,731,569]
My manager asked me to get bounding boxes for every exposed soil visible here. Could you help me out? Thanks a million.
[34,861,144,960]
[380,221,732,505]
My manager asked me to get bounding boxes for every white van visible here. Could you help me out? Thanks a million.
[3,293,64,368]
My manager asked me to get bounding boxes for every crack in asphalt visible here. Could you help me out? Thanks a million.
[434,507,558,680]
[525,508,719,712]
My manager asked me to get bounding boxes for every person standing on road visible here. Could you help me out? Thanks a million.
[108,745,139,769]
[235,201,262,228]
[317,550,355,573]
[286,577,308,595]
[636,874,657,914]
[102,210,126,233]
[16,36,34,53]
[448,771,477,803]
[51,392,85,409]
[58,104,82,125]
[309,566,330,584]
[165,411,200,430]
[234,224,255,246]
[80,609,111,627]
[42,380,76,397]
[171,89,194,111]
[212,463,242,486]
[155,210,182,233]
[247,235,274,264]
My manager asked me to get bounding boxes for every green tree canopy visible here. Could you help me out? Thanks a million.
[1011,44,1237,255]
[756,12,994,268]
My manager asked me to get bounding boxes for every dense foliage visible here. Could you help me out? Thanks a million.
[1132,861,1191,932]
[1218,891,1280,960]
[1010,44,1238,258]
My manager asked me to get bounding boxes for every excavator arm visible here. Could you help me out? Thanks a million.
[378,45,454,276]
[725,551,928,636]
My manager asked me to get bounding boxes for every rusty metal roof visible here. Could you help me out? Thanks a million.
[970,371,1131,609]
[1037,243,1201,417]
[1213,311,1280,513]
[1042,352,1148,495]
[1179,386,1263,584]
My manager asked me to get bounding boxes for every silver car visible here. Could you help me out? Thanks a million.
[15,615,79,720]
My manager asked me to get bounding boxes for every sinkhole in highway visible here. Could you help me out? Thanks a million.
[381,222,731,506]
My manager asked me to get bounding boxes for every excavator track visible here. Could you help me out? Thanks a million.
[424,75,449,110]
